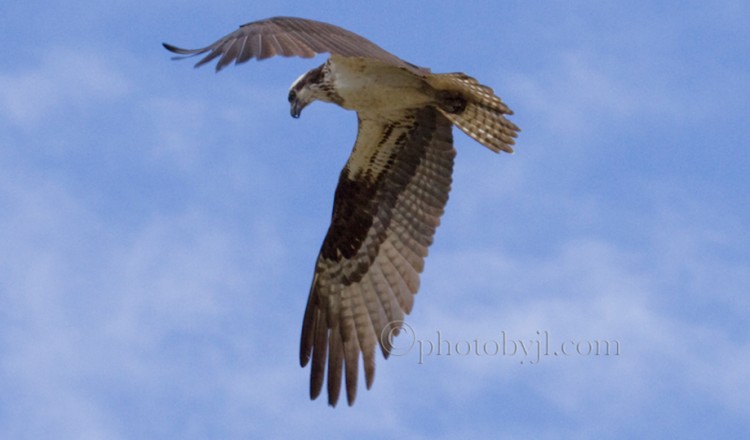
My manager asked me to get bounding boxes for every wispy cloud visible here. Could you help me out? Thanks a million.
[1,2,749,438]
[0,49,131,129]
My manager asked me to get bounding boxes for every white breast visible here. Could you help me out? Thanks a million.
[329,55,435,111]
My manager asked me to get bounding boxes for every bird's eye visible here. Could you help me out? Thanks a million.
[288,90,297,102]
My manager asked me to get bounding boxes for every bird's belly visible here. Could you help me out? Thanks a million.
[330,57,434,111]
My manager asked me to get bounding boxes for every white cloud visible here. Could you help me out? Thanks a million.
[0,49,131,128]
[504,49,688,144]
[390,221,750,432]
[0,163,290,438]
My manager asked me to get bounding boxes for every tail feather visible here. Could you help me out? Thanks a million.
[428,73,520,153]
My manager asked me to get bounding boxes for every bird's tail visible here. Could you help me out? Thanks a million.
[427,73,520,153]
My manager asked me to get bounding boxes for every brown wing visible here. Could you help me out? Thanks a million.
[163,16,428,74]
[300,106,456,406]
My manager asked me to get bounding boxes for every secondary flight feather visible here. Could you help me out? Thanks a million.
[163,16,519,407]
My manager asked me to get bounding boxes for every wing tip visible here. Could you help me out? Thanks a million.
[163,42,212,67]
[162,42,178,52]
[162,42,194,55]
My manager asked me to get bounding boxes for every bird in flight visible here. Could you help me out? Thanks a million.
[164,16,519,407]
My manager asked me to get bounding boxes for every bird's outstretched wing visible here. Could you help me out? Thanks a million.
[300,106,455,406]
[163,16,427,74]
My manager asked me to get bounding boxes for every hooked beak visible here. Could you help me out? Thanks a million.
[290,99,305,119]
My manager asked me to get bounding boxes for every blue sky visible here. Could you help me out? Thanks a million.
[2,0,749,438]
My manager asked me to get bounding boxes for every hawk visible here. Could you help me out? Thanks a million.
[163,16,519,407]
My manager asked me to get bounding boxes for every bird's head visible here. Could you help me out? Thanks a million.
[288,63,334,118]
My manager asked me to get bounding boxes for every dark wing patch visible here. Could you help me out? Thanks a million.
[163,16,428,74]
[300,107,455,406]
[320,176,378,262]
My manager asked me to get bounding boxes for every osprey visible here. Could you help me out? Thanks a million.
[164,16,519,407]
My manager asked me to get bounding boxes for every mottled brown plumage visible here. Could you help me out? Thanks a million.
[164,16,519,407]
[301,107,455,405]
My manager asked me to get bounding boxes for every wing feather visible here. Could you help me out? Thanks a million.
[369,262,404,325]
[326,324,344,405]
[377,245,415,312]
[392,208,435,247]
[163,16,428,74]
[366,263,407,359]
[300,106,455,406]
[310,310,327,399]
[389,233,425,273]
[245,33,263,63]
[390,217,430,257]
[215,39,240,71]
[339,290,360,406]
[350,286,377,389]
[359,271,391,356]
